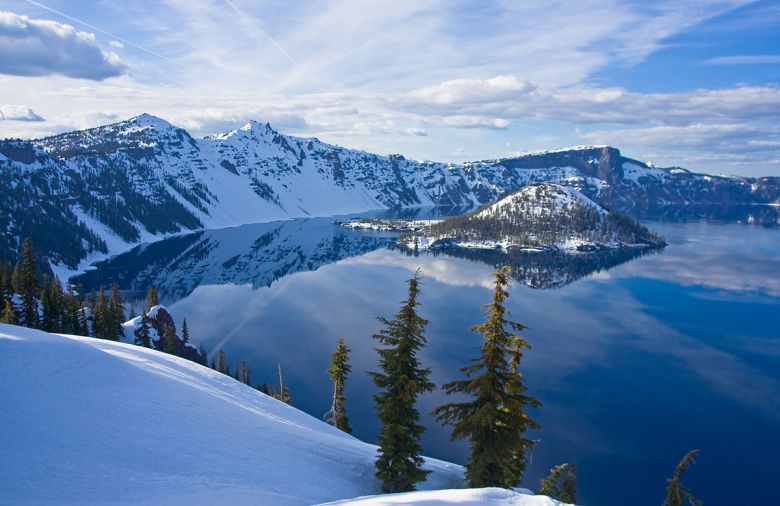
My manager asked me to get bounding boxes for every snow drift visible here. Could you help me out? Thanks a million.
[0,324,469,505]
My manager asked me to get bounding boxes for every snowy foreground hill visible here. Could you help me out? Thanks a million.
[0,324,568,506]
[1,113,778,272]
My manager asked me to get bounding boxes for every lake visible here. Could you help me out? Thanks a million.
[74,212,780,506]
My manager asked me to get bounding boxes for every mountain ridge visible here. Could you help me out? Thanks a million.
[1,114,778,273]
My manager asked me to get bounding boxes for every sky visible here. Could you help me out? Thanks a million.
[0,0,779,176]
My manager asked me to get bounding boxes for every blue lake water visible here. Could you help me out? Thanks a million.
[75,214,780,506]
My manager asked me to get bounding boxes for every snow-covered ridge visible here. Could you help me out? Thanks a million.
[1,113,777,273]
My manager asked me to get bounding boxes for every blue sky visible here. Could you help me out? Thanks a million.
[1,0,779,175]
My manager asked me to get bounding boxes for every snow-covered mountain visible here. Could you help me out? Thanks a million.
[0,324,568,506]
[402,183,665,252]
[1,114,777,270]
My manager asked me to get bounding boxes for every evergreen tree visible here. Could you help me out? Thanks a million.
[134,313,152,348]
[40,277,56,332]
[216,349,227,374]
[146,286,159,312]
[0,261,11,296]
[107,284,125,341]
[77,303,90,337]
[62,285,81,334]
[326,337,352,434]
[236,360,250,385]
[538,463,576,504]
[163,325,179,355]
[15,238,39,328]
[663,450,702,506]
[370,271,434,493]
[181,318,190,345]
[273,363,291,404]
[92,289,109,339]
[50,277,65,332]
[198,343,208,366]
[433,266,540,488]
[1,298,17,324]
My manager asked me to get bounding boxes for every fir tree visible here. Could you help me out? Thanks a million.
[134,313,152,348]
[663,450,702,506]
[1,298,17,324]
[216,349,227,374]
[198,343,208,366]
[273,363,291,404]
[163,325,179,355]
[433,266,540,488]
[370,270,434,493]
[236,360,250,385]
[538,463,576,504]
[326,337,352,434]
[107,284,125,341]
[146,286,159,311]
[15,238,39,328]
[92,289,109,339]
[181,318,190,345]
[0,261,11,296]
[40,277,55,332]
[62,285,81,334]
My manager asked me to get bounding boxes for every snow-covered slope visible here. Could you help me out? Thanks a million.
[402,183,665,252]
[0,324,467,505]
[317,487,565,505]
[1,114,777,271]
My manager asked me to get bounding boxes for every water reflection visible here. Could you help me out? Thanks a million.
[398,246,662,289]
[73,219,396,303]
[74,214,663,300]
[70,215,779,506]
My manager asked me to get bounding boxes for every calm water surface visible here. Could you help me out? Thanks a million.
[76,215,780,506]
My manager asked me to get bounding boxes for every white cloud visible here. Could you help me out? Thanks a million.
[408,76,536,105]
[0,104,44,121]
[580,123,780,155]
[704,54,780,65]
[108,40,124,49]
[440,115,510,130]
[0,11,125,80]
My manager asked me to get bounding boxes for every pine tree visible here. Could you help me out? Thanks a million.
[62,285,80,334]
[134,313,152,347]
[0,261,11,296]
[40,277,55,332]
[107,284,125,341]
[433,266,540,488]
[146,286,159,312]
[235,360,251,384]
[216,349,227,374]
[198,343,208,366]
[163,325,179,355]
[326,337,352,434]
[273,363,291,404]
[16,238,39,328]
[181,318,190,345]
[1,298,17,324]
[92,289,109,339]
[663,450,702,506]
[538,463,576,504]
[370,270,434,493]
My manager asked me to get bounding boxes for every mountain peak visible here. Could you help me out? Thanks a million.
[127,113,175,130]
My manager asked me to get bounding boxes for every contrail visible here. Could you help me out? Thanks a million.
[221,0,325,91]
[22,0,181,66]
[222,0,298,67]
